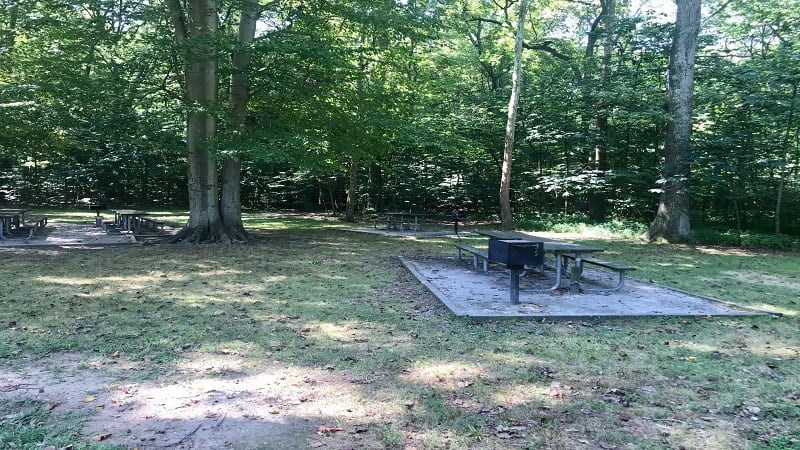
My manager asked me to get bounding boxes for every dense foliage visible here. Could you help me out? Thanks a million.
[1,0,798,236]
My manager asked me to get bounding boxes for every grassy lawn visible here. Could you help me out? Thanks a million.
[1,211,798,449]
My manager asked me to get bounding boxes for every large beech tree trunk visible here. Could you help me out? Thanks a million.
[499,0,528,230]
[643,0,701,243]
[168,0,226,243]
[168,0,256,243]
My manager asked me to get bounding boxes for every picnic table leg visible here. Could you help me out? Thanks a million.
[569,263,581,294]
[0,220,6,240]
[569,254,585,293]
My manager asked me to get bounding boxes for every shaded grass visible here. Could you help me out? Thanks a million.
[1,217,799,449]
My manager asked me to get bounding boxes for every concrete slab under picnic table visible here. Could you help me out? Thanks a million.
[400,255,762,319]
[0,222,138,247]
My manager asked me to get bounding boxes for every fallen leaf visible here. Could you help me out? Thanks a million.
[316,425,343,435]
[93,433,112,441]
[84,395,96,403]
[46,402,61,411]
[548,383,564,399]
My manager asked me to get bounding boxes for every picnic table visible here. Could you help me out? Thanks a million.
[0,208,48,240]
[0,208,29,240]
[374,212,432,232]
[113,209,147,232]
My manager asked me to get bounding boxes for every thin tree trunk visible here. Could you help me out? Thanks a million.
[588,0,615,221]
[499,0,528,230]
[775,81,797,235]
[643,0,701,243]
[345,157,359,222]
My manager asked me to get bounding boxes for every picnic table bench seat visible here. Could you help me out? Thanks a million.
[561,253,636,292]
[94,216,117,231]
[139,217,165,231]
[455,243,489,273]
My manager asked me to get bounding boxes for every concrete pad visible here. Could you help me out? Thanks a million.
[400,256,761,319]
[0,222,138,247]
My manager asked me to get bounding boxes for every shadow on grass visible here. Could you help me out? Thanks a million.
[1,226,799,449]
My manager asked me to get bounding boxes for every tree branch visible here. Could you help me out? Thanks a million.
[522,41,572,61]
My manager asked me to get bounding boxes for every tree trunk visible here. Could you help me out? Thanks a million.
[220,0,259,242]
[369,161,384,212]
[775,81,797,235]
[345,156,359,222]
[588,0,615,222]
[167,0,227,243]
[643,0,700,243]
[499,0,528,230]
[221,158,248,241]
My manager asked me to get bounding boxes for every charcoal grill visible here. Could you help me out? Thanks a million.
[89,201,106,217]
[446,209,468,234]
[488,239,544,304]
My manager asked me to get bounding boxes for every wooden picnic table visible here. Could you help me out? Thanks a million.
[477,230,605,293]
[0,208,30,240]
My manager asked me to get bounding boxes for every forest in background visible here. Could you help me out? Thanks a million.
[1,0,798,238]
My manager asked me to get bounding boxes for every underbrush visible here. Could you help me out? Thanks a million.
[516,214,800,250]
[515,214,646,239]
[693,227,800,250]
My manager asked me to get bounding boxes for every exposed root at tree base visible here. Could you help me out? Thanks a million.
[168,224,249,244]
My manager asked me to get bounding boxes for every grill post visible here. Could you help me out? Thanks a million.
[509,266,522,304]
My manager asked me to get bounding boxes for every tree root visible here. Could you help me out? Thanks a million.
[167,224,249,244]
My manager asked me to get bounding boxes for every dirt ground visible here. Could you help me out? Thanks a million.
[1,353,387,449]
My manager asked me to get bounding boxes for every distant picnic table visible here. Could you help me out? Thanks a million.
[0,208,48,240]
[373,212,432,232]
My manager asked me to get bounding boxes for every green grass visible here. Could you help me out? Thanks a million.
[1,214,799,449]
[0,400,122,450]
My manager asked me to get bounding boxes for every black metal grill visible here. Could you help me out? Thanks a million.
[488,239,545,304]
[488,239,544,268]
[89,202,106,216]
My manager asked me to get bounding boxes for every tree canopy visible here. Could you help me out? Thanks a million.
[1,0,799,241]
